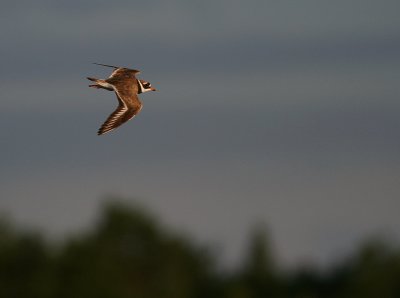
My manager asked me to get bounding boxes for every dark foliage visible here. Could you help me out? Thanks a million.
[0,201,399,298]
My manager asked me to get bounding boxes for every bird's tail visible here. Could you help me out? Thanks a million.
[87,77,100,88]
[87,77,113,90]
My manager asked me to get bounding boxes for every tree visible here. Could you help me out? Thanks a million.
[55,201,216,298]
[224,225,283,298]
[0,220,54,298]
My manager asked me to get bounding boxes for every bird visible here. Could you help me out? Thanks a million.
[87,63,156,135]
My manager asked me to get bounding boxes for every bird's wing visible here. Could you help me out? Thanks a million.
[93,63,141,79]
[108,68,141,80]
[93,62,120,69]
[97,92,142,135]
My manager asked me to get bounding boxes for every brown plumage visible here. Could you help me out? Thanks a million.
[87,63,156,135]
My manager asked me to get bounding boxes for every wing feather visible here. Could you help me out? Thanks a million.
[97,92,142,135]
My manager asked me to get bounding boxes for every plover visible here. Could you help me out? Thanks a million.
[87,63,156,135]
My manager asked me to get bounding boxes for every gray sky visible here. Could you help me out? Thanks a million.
[1,0,400,268]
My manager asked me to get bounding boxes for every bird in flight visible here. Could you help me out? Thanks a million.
[87,63,156,135]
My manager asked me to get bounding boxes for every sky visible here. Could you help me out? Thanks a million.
[1,0,400,269]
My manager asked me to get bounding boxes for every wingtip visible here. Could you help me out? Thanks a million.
[97,129,106,136]
[93,62,141,73]
[93,62,119,69]
[97,127,112,136]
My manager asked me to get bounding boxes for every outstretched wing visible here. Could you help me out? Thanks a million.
[93,62,120,68]
[97,93,142,135]
[93,63,140,80]
[107,68,141,81]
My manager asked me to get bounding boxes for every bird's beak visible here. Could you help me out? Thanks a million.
[151,87,157,91]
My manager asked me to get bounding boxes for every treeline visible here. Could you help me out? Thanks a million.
[0,201,400,297]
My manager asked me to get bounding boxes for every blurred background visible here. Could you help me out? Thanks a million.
[1,0,400,296]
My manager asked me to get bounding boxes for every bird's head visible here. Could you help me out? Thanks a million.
[139,79,157,93]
